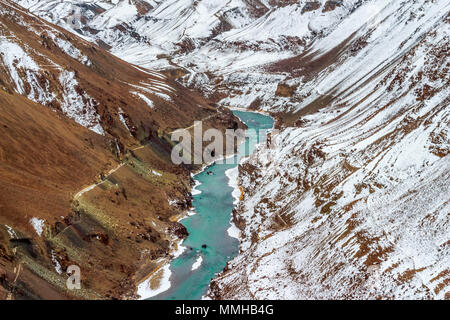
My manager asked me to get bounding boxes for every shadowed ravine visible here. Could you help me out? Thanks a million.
[151,111,274,300]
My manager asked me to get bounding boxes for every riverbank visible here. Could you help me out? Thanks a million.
[141,110,274,300]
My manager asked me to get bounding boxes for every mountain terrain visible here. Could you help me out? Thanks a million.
[6,0,450,299]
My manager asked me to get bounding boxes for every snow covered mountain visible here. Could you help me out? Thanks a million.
[9,0,450,299]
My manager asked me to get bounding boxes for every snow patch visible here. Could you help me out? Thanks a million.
[118,107,132,136]
[29,217,44,236]
[5,225,18,239]
[225,166,240,205]
[227,222,241,240]
[46,31,91,66]
[51,250,62,274]
[191,179,202,196]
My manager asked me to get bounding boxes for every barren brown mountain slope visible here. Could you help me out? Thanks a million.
[0,0,241,299]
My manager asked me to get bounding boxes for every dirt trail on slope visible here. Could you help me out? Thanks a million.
[74,113,218,201]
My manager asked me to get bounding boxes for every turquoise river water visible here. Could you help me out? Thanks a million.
[152,111,274,300]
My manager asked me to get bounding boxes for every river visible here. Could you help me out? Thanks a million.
[151,110,274,300]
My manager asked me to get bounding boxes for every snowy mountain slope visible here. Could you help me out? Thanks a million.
[207,0,450,299]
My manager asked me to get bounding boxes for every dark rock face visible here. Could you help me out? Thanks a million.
[170,222,189,239]
[268,0,297,8]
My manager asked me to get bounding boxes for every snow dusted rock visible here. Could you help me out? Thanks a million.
[58,70,104,135]
[12,1,353,69]
[0,2,104,133]
[29,217,45,236]
[207,0,449,299]
[12,0,377,108]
